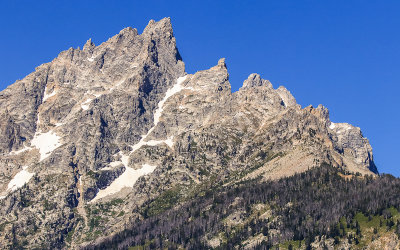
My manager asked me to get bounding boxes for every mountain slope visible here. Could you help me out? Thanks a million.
[89,165,400,249]
[0,18,378,249]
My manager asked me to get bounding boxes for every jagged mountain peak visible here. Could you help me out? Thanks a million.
[217,57,227,68]
[0,18,378,248]
[82,38,95,52]
[83,18,174,53]
[143,17,173,35]
[241,73,272,90]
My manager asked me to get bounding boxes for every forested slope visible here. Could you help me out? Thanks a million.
[89,164,400,249]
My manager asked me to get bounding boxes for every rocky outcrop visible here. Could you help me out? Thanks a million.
[0,18,377,248]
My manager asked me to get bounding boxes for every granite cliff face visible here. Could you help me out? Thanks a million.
[0,18,377,248]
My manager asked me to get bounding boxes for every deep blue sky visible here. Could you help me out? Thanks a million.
[1,1,399,176]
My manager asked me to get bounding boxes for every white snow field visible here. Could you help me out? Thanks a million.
[31,130,62,161]
[90,164,156,203]
[0,166,34,199]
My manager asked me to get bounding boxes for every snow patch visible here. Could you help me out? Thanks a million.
[9,145,32,155]
[90,163,157,203]
[42,88,56,102]
[110,161,123,167]
[31,130,62,161]
[329,122,336,129]
[164,136,174,148]
[7,166,34,192]
[120,152,130,167]
[81,98,93,110]
[141,164,157,174]
[111,136,173,172]
[0,166,34,199]
[144,140,165,147]
[125,137,175,158]
[144,137,174,148]
[87,56,95,62]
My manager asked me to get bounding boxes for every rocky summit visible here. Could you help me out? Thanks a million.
[0,18,384,249]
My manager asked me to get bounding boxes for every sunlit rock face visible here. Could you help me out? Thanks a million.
[0,18,376,248]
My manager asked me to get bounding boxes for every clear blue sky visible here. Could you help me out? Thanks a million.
[1,1,399,176]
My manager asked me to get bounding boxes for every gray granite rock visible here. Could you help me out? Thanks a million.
[0,18,377,248]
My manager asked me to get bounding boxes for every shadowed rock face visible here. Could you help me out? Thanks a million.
[0,18,377,248]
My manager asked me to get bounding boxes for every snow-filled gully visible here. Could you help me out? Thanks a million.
[42,87,56,103]
[90,75,188,202]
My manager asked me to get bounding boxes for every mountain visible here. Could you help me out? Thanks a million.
[0,18,389,249]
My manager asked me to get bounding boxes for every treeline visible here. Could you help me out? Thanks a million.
[87,164,400,249]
